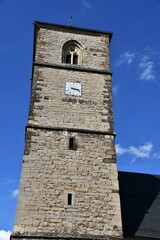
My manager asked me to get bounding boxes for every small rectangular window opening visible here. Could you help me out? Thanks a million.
[69,137,75,150]
[68,193,72,206]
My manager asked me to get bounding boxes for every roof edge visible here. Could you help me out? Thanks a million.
[33,21,113,42]
[118,171,160,178]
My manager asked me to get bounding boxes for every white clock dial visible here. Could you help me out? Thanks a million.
[65,81,82,96]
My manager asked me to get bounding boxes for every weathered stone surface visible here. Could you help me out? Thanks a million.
[34,24,110,71]
[13,22,123,240]
[28,67,113,132]
[15,129,121,237]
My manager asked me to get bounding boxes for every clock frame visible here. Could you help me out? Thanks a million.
[65,81,82,96]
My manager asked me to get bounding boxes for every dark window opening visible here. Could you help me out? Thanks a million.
[73,54,78,65]
[68,193,72,206]
[66,54,71,63]
[69,137,76,150]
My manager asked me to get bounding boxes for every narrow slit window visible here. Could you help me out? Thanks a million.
[68,193,72,206]
[69,137,75,150]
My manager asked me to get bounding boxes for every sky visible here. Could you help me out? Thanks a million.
[0,0,160,239]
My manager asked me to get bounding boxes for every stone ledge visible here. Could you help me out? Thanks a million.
[11,233,123,240]
[26,124,116,136]
[32,62,112,76]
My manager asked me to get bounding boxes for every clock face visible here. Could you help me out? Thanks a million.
[65,81,82,96]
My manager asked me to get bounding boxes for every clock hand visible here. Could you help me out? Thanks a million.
[71,87,80,91]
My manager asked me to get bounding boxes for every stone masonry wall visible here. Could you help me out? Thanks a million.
[35,24,111,71]
[12,23,123,240]
[13,128,122,238]
[28,66,114,132]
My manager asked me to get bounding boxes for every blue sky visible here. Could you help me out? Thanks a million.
[0,0,160,239]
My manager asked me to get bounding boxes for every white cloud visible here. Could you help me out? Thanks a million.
[116,142,153,162]
[138,55,155,81]
[116,51,136,66]
[116,144,128,156]
[116,49,158,83]
[129,142,153,159]
[82,0,92,9]
[0,230,11,240]
[112,84,119,95]
[12,188,19,198]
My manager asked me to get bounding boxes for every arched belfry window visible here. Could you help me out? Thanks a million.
[62,40,83,65]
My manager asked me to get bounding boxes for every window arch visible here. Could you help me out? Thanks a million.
[62,40,83,65]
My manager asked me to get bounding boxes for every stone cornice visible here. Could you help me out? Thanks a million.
[32,61,112,77]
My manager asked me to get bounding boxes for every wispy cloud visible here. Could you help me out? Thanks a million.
[116,144,128,156]
[152,152,160,159]
[138,55,155,81]
[143,46,160,56]
[0,188,19,201]
[12,188,19,198]
[0,180,19,201]
[112,84,119,95]
[0,230,11,240]
[82,0,92,9]
[116,48,158,83]
[0,180,17,185]
[116,142,154,163]
[116,51,136,66]
[129,143,153,159]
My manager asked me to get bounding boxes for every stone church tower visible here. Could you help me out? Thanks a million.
[12,21,123,240]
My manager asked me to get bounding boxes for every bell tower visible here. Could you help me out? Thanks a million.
[12,21,123,240]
